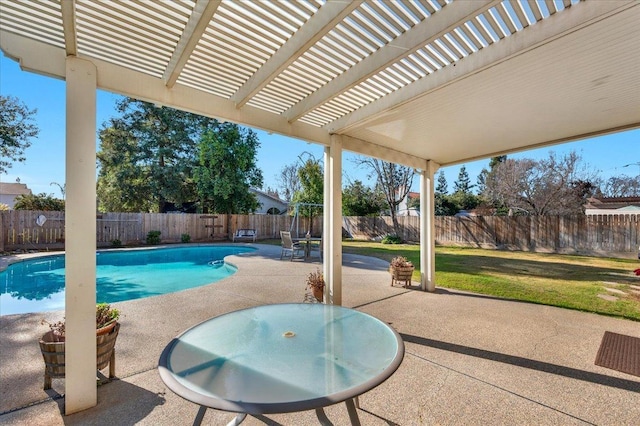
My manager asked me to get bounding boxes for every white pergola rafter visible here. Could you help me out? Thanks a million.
[60,0,77,56]
[162,0,220,88]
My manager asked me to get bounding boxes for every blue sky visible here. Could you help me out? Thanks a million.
[1,54,638,199]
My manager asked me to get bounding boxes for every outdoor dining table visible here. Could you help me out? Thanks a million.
[293,236,322,259]
[158,303,404,426]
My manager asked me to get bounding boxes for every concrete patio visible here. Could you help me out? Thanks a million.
[1,243,638,425]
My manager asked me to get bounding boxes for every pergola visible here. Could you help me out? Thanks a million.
[1,0,638,414]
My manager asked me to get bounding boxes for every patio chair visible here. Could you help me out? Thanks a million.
[280,231,304,261]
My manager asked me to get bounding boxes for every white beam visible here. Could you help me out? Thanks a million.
[420,161,439,292]
[328,0,637,134]
[341,134,424,170]
[60,0,77,56]
[231,1,359,108]
[64,56,97,414]
[163,0,221,88]
[284,0,499,122]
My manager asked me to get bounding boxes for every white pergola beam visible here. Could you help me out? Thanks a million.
[163,0,221,88]
[327,0,637,134]
[231,1,359,108]
[284,0,499,122]
[341,134,425,170]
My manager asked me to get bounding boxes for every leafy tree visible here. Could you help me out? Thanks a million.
[97,98,216,212]
[483,151,598,215]
[194,124,263,214]
[407,195,420,211]
[453,165,473,194]
[477,156,506,194]
[291,153,324,232]
[353,156,414,239]
[450,165,480,212]
[14,193,64,211]
[342,180,383,216]
[276,163,301,202]
[0,95,39,174]
[602,175,640,197]
[477,156,507,214]
[436,170,448,195]
[434,170,453,215]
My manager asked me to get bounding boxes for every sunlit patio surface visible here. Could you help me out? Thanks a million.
[1,244,638,425]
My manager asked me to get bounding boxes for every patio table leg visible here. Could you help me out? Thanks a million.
[193,406,207,426]
[315,399,362,426]
[345,398,362,426]
[193,407,246,426]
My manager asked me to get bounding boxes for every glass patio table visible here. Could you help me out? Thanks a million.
[158,303,404,425]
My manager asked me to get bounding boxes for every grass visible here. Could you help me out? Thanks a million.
[340,241,640,321]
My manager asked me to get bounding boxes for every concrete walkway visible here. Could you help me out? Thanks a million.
[1,244,638,425]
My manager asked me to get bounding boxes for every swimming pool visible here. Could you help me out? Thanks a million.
[0,245,255,315]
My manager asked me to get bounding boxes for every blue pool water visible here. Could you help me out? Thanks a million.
[0,245,254,315]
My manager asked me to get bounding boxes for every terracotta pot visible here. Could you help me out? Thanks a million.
[312,286,324,302]
[96,321,117,336]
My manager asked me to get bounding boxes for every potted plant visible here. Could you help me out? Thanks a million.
[305,269,325,302]
[389,255,414,288]
[39,303,121,389]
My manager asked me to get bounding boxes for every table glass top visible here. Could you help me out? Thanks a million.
[160,304,402,409]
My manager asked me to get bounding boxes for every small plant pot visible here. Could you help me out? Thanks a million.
[39,322,120,390]
[312,286,324,302]
[390,266,414,288]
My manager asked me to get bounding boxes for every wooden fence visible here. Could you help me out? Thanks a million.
[1,211,638,255]
[343,214,640,255]
[0,210,322,251]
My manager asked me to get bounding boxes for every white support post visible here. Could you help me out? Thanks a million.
[64,57,97,414]
[420,161,439,292]
[323,147,331,304]
[325,135,343,305]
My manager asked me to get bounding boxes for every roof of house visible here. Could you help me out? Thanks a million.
[584,197,640,210]
[0,182,32,196]
[250,188,289,205]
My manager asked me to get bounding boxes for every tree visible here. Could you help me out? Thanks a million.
[451,165,480,212]
[194,124,263,214]
[434,170,455,216]
[436,170,448,195]
[483,151,598,215]
[97,98,216,212]
[602,175,640,197]
[477,156,506,194]
[0,95,39,174]
[342,180,383,216]
[276,163,301,202]
[291,153,324,233]
[453,165,473,194]
[353,156,414,239]
[14,193,64,211]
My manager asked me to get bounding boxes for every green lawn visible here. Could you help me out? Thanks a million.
[340,241,640,321]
